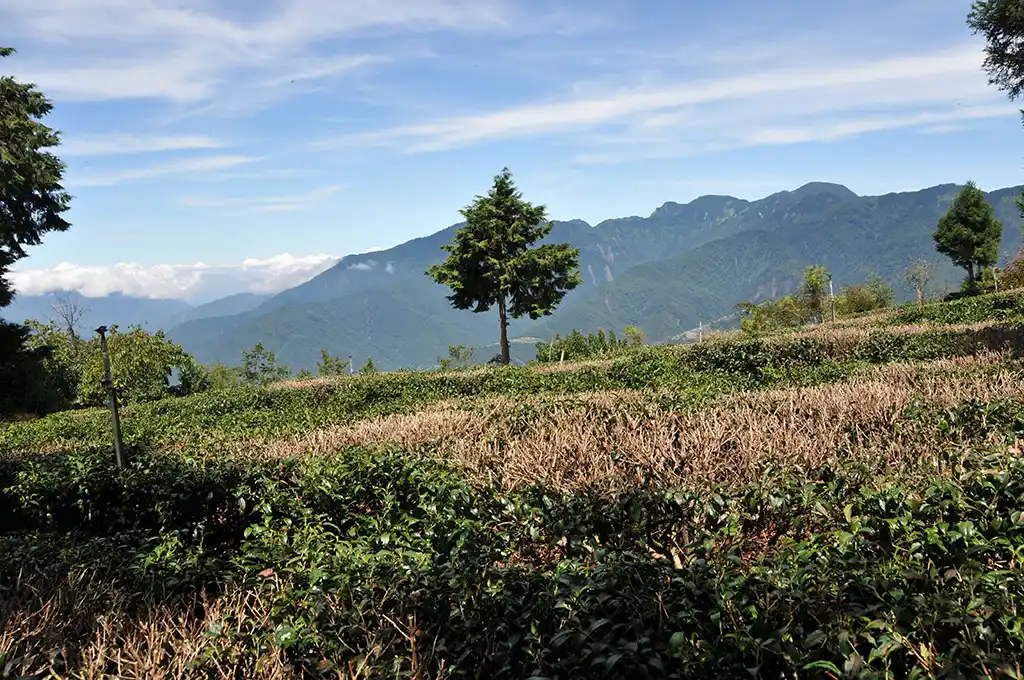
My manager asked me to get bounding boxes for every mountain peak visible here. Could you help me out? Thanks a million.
[789,182,858,201]
[650,194,744,220]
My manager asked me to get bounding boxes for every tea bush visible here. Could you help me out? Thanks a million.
[5,322,1023,457]
[4,396,1024,677]
[7,292,1024,677]
[891,288,1024,326]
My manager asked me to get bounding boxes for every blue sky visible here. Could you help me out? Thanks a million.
[4,0,1024,302]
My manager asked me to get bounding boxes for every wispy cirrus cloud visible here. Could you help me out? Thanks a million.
[71,155,263,187]
[0,0,546,107]
[319,44,1011,162]
[60,133,225,156]
[180,185,342,213]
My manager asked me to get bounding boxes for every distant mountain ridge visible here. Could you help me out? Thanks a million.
[8,181,1022,371]
[166,180,1023,370]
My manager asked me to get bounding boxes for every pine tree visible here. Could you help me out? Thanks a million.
[426,167,582,365]
[933,181,1002,284]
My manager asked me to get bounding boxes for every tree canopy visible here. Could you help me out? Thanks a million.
[426,167,581,364]
[0,46,73,417]
[968,1,1024,102]
[0,46,72,302]
[933,181,1002,284]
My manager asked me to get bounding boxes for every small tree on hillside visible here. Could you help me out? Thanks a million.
[426,167,582,365]
[317,349,349,376]
[241,343,290,386]
[50,291,88,340]
[438,344,475,370]
[359,356,377,374]
[933,181,1002,285]
[798,265,831,323]
[623,325,645,346]
[904,259,934,305]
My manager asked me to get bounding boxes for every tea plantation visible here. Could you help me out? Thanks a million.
[4,291,1024,678]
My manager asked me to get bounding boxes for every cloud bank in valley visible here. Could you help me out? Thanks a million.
[9,253,344,302]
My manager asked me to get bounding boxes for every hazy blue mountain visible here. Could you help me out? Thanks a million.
[161,292,272,327]
[156,180,1023,371]
[2,291,193,336]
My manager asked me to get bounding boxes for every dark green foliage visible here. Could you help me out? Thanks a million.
[891,289,1024,325]
[0,321,69,418]
[0,47,71,296]
[969,0,1024,101]
[427,167,582,365]
[9,291,1024,674]
[934,181,1003,283]
[0,47,73,418]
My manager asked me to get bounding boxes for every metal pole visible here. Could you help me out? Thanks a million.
[698,321,703,343]
[95,326,124,469]
[829,277,836,323]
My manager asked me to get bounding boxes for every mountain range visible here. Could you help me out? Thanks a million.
[5,181,1023,371]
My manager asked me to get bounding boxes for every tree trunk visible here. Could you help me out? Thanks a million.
[916,286,923,306]
[498,294,510,365]
[968,262,975,282]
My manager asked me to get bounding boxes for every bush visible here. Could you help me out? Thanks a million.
[536,328,635,363]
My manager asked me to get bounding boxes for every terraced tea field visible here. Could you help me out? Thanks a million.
[4,291,1024,678]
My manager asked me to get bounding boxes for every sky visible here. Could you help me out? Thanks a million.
[4,0,1024,302]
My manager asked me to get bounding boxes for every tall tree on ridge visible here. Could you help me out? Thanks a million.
[427,167,582,365]
[933,181,1002,284]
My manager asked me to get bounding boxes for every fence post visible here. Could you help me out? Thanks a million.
[95,326,124,469]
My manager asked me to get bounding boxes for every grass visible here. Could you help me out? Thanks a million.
[5,291,1024,678]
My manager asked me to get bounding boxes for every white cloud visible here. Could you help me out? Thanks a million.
[9,253,343,300]
[259,55,393,87]
[239,253,342,294]
[60,134,224,156]
[740,105,1013,146]
[321,44,1010,160]
[0,0,533,107]
[72,155,262,187]
[181,184,342,212]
